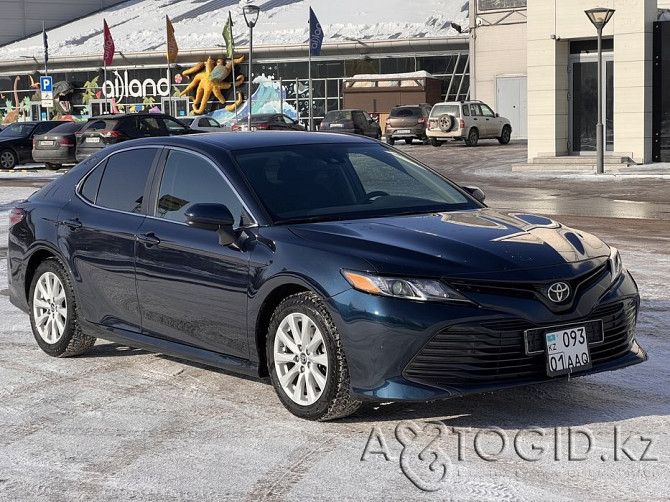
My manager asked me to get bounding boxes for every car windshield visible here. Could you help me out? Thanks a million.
[431,104,461,118]
[233,143,478,224]
[0,123,34,137]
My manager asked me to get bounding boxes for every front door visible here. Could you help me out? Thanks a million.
[135,149,252,358]
[569,53,614,154]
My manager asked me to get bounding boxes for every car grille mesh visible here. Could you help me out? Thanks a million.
[403,299,637,389]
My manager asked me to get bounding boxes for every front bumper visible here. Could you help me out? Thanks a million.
[327,270,645,401]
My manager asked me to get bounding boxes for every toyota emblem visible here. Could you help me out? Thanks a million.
[547,282,570,303]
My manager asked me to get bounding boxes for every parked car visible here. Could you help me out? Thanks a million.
[318,109,382,139]
[32,121,86,170]
[180,115,224,132]
[426,100,512,147]
[0,121,68,169]
[231,113,305,132]
[385,104,432,145]
[75,113,190,162]
[8,132,645,421]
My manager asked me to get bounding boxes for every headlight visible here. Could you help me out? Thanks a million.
[341,270,472,303]
[609,247,623,284]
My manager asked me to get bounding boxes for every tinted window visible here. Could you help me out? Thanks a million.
[84,120,112,131]
[33,122,63,135]
[80,161,106,203]
[95,149,156,213]
[390,108,419,117]
[233,144,476,223]
[155,150,245,226]
[324,110,352,121]
[47,122,84,134]
[163,118,187,134]
[138,117,163,135]
[0,123,35,137]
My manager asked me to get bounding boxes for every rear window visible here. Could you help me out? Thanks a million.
[47,122,85,134]
[83,119,119,131]
[324,111,353,121]
[430,104,461,118]
[390,107,420,117]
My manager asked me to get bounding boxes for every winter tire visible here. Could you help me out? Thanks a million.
[29,259,96,357]
[465,128,479,147]
[498,125,511,145]
[267,292,361,421]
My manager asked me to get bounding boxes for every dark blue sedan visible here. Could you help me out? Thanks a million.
[7,132,646,420]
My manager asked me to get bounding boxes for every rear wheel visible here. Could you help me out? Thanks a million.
[465,128,479,147]
[267,292,361,421]
[0,149,17,169]
[387,137,395,146]
[29,259,96,357]
[404,138,413,145]
[498,125,511,145]
[44,163,60,171]
[430,138,443,147]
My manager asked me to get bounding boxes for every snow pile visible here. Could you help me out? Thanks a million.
[0,0,469,62]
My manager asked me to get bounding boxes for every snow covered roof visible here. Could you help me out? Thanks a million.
[0,0,469,63]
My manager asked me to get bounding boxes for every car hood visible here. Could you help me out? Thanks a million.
[288,209,610,280]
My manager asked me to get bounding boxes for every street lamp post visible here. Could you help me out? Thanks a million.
[243,4,260,131]
[585,7,615,174]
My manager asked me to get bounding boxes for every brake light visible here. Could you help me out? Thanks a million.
[232,124,242,131]
[459,119,465,129]
[385,119,391,126]
[254,123,269,130]
[100,130,123,138]
[75,131,83,136]
[9,208,25,227]
[32,138,36,147]
[59,137,74,146]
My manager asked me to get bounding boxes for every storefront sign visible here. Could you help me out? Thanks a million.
[102,70,170,104]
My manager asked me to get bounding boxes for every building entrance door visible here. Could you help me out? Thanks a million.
[496,76,527,139]
[569,53,613,154]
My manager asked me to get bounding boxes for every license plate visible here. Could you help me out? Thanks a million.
[330,123,344,128]
[395,129,411,134]
[545,324,593,377]
[40,140,54,146]
[86,137,100,143]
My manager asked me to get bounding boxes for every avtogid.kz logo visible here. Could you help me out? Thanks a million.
[360,421,657,492]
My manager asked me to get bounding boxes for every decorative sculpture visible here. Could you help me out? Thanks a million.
[179,55,246,114]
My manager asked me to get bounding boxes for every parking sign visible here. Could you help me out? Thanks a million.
[40,76,52,93]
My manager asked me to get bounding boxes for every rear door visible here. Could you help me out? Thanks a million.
[58,146,161,332]
[134,148,253,358]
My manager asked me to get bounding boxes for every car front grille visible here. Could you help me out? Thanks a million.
[403,298,637,390]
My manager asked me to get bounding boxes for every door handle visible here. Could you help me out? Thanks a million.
[59,218,82,229]
[136,232,160,247]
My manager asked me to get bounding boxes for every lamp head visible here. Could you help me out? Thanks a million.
[585,7,615,30]
[243,4,261,28]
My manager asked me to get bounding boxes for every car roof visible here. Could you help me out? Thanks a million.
[88,113,177,120]
[102,131,377,152]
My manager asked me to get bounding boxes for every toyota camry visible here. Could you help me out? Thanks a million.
[7,132,646,420]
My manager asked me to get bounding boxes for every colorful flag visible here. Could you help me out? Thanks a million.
[103,19,115,66]
[222,11,234,59]
[42,25,48,65]
[166,15,179,63]
[309,7,324,57]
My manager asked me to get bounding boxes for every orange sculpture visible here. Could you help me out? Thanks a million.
[180,55,246,114]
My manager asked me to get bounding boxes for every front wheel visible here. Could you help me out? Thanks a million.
[465,128,479,147]
[29,259,96,357]
[498,125,511,145]
[387,137,395,146]
[267,292,361,421]
[0,149,17,169]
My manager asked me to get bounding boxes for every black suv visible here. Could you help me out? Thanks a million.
[0,121,68,169]
[318,109,381,139]
[385,104,432,145]
[75,113,190,162]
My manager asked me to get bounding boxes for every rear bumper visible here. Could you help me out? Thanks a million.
[426,128,465,140]
[32,149,76,164]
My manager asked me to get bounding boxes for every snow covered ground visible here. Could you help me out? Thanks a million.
[0,0,468,62]
[0,156,667,500]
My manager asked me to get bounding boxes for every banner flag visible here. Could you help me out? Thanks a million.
[103,19,115,66]
[309,8,324,57]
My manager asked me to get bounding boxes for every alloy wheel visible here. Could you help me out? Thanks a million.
[0,151,16,169]
[273,312,329,406]
[32,271,68,344]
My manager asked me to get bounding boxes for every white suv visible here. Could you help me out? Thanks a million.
[426,100,512,147]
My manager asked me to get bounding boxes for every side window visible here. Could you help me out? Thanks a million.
[462,106,470,117]
[207,118,220,127]
[80,161,106,203]
[282,116,294,125]
[95,149,157,213]
[139,117,163,136]
[163,118,187,134]
[481,105,495,117]
[470,104,482,116]
[362,111,373,123]
[155,150,245,226]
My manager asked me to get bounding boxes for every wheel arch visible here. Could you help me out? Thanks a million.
[0,147,19,167]
[23,246,66,305]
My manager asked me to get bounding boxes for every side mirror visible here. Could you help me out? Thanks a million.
[462,186,486,204]
[495,113,499,118]
[185,203,237,246]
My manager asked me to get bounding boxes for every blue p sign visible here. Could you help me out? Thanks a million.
[40,76,52,93]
